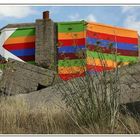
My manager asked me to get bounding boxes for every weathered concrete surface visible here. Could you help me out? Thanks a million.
[118,63,140,104]
[35,19,57,71]
[0,23,35,32]
[0,59,57,96]
[16,85,64,110]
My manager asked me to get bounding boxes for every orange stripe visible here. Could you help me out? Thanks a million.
[86,57,129,68]
[4,36,35,45]
[87,23,138,38]
[58,66,86,74]
[58,31,86,40]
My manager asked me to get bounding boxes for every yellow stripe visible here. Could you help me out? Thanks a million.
[87,23,138,38]
[58,66,85,74]
[4,36,35,45]
[58,31,86,40]
[86,57,129,68]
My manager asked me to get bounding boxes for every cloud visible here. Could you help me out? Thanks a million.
[0,6,37,19]
[68,13,81,21]
[86,14,96,22]
[121,6,135,13]
[49,6,61,15]
[68,13,97,22]
[124,15,140,33]
[121,6,140,33]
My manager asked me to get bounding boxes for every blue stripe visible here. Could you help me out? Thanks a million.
[58,46,86,53]
[10,48,35,56]
[86,37,138,51]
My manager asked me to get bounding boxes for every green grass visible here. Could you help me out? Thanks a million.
[0,63,6,71]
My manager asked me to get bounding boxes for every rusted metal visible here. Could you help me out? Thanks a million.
[43,11,50,20]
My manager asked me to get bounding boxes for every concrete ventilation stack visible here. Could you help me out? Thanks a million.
[35,11,57,70]
[43,11,50,19]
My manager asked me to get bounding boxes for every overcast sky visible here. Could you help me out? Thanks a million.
[0,6,140,33]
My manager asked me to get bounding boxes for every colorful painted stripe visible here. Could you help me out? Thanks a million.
[87,45,138,57]
[87,30,138,44]
[18,55,35,61]
[58,59,85,67]
[28,61,36,65]
[4,36,35,45]
[58,53,85,60]
[59,73,85,80]
[87,50,138,62]
[58,46,86,53]
[10,48,35,57]
[86,37,138,51]
[10,28,35,38]
[87,65,114,72]
[58,32,85,40]
[3,42,35,51]
[87,22,138,38]
[58,66,86,74]
[58,38,85,47]
[86,57,129,68]
[58,21,86,33]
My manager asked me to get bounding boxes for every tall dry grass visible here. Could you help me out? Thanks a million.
[0,95,139,134]
[0,96,81,134]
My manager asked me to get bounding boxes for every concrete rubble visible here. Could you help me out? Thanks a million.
[0,59,57,96]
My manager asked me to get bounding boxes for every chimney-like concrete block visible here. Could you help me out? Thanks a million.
[35,16,57,71]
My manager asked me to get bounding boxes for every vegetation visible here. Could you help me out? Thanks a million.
[0,95,139,134]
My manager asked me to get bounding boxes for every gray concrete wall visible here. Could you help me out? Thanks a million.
[35,19,57,71]
[0,59,57,96]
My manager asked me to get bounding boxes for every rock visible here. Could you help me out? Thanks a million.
[0,58,57,96]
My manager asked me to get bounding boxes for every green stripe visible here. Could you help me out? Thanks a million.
[58,59,85,67]
[27,61,36,65]
[87,50,138,62]
[58,21,86,33]
[10,28,35,38]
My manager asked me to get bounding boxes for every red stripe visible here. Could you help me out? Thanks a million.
[87,65,113,72]
[18,55,35,61]
[58,38,85,47]
[86,30,138,44]
[3,42,35,51]
[59,73,85,81]
[87,45,138,57]
[58,53,86,60]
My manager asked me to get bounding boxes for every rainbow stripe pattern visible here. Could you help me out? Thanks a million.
[58,21,86,80]
[3,27,35,64]
[86,22,138,74]
[1,21,138,80]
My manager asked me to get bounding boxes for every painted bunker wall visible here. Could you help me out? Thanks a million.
[86,22,138,74]
[57,21,139,80]
[57,21,86,80]
[0,27,35,64]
